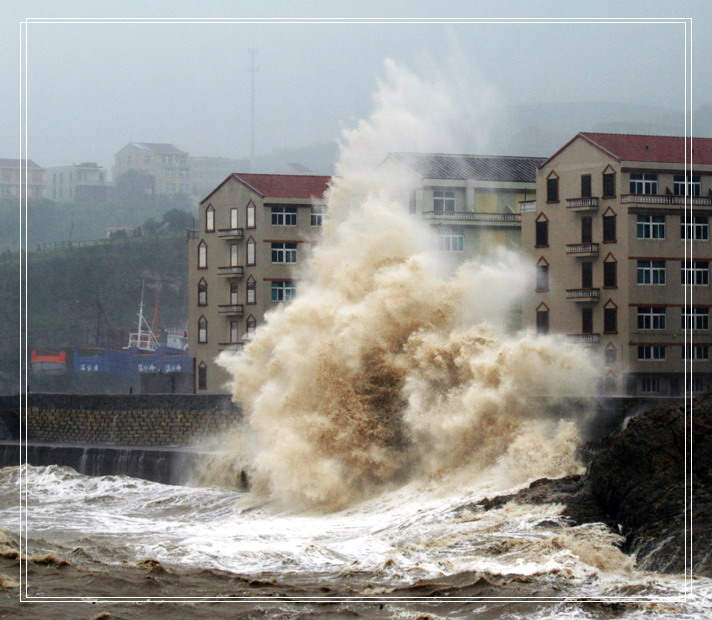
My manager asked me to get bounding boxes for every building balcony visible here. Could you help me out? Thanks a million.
[519,200,536,213]
[218,303,244,316]
[566,243,599,258]
[566,288,600,302]
[620,194,712,206]
[422,211,520,224]
[218,342,244,352]
[567,333,601,344]
[566,197,599,210]
[186,228,198,240]
[217,265,244,278]
[217,227,244,239]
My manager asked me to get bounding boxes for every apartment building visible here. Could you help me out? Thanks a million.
[46,162,107,204]
[379,152,544,258]
[187,172,331,392]
[0,158,45,200]
[113,143,191,196]
[522,132,712,396]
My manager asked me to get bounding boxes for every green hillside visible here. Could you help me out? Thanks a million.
[0,233,189,393]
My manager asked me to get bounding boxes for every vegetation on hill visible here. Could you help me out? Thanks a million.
[0,232,189,393]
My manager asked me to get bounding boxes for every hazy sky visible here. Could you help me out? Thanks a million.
[3,0,711,172]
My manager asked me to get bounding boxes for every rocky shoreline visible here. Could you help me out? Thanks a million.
[472,393,711,576]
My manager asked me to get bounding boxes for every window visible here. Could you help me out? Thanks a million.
[641,376,662,393]
[581,174,592,198]
[198,279,207,306]
[162,155,172,163]
[604,306,617,333]
[230,282,239,305]
[681,216,709,240]
[246,203,256,228]
[602,171,616,198]
[637,214,665,239]
[433,190,455,212]
[582,307,593,334]
[197,362,207,390]
[629,173,658,195]
[604,259,617,288]
[535,216,548,247]
[682,261,709,286]
[605,344,616,364]
[205,206,215,232]
[246,238,256,265]
[690,376,705,392]
[637,260,666,284]
[166,169,176,177]
[246,316,256,338]
[438,227,464,252]
[230,243,239,267]
[683,307,709,330]
[603,212,617,242]
[311,205,326,226]
[638,307,666,330]
[674,175,701,196]
[536,304,549,335]
[271,280,297,302]
[604,374,616,392]
[198,241,207,269]
[246,277,256,304]
[536,262,549,292]
[230,208,238,229]
[638,345,665,360]
[271,206,297,226]
[198,317,208,344]
[230,321,239,343]
[179,169,189,177]
[271,242,298,263]
[546,174,559,202]
[684,345,710,360]
[581,216,592,243]
[581,262,593,289]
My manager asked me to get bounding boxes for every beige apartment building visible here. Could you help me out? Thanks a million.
[113,143,191,196]
[522,132,712,396]
[0,158,45,200]
[379,152,544,258]
[187,173,331,392]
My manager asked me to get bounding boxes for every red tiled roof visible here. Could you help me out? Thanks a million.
[0,158,42,168]
[232,173,331,199]
[579,132,712,165]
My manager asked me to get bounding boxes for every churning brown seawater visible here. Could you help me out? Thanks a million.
[6,61,710,617]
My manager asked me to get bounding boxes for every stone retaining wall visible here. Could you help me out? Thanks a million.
[19,394,241,446]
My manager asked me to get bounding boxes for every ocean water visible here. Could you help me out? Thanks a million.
[2,464,710,619]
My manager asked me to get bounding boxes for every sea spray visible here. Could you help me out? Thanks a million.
[214,60,600,510]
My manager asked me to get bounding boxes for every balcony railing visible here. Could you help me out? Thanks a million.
[566,243,599,256]
[566,288,600,302]
[567,333,601,344]
[519,200,536,213]
[218,303,244,315]
[422,211,520,223]
[566,197,599,210]
[217,265,244,278]
[621,194,712,206]
[218,342,245,352]
[217,227,244,239]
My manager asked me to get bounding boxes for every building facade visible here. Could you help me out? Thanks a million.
[46,162,107,204]
[522,132,712,396]
[379,152,544,258]
[187,173,330,393]
[113,143,191,196]
[0,158,45,200]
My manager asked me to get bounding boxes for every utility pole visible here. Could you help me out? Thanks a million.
[248,48,259,166]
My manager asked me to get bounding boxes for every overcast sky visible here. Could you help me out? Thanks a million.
[3,1,711,172]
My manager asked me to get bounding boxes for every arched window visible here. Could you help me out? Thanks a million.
[246,201,256,228]
[198,241,207,269]
[536,302,549,335]
[605,343,617,365]
[246,276,256,304]
[602,165,616,198]
[603,253,617,288]
[197,362,208,390]
[205,205,215,232]
[536,257,549,292]
[602,207,617,243]
[535,213,549,247]
[246,315,256,338]
[198,316,208,344]
[198,278,207,306]
[246,237,256,266]
[603,299,617,334]
[546,171,559,203]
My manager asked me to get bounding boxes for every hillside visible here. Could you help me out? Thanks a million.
[0,234,189,393]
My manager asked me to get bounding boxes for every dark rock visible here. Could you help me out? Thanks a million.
[471,394,711,576]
